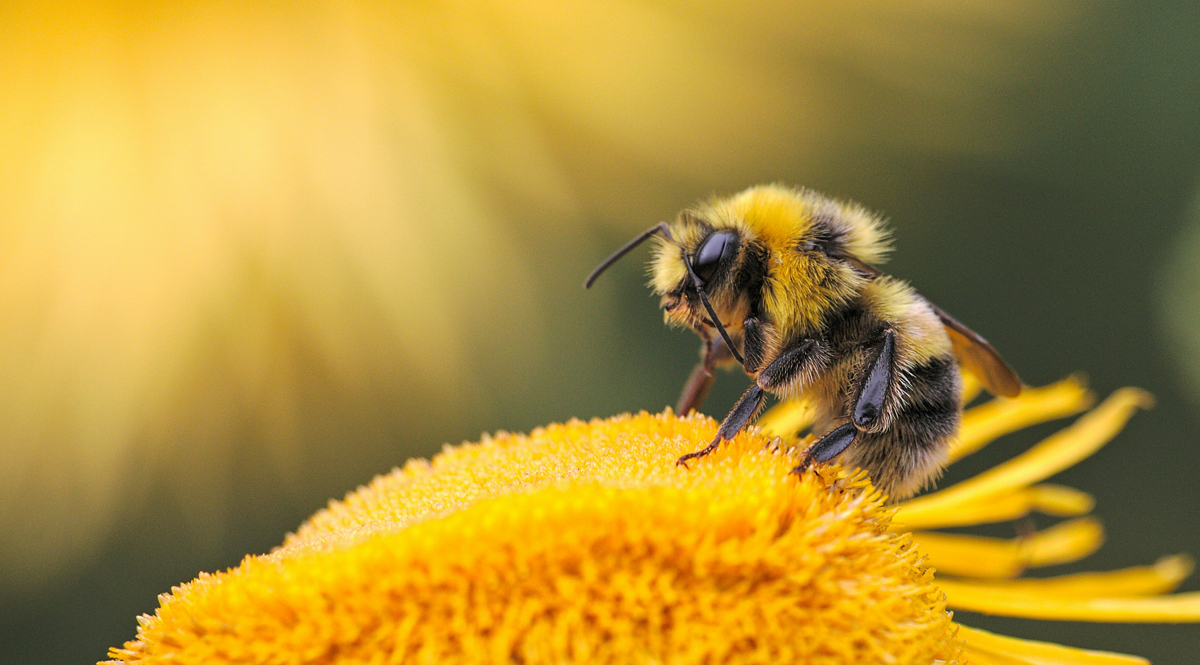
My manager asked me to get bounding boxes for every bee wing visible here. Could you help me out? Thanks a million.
[837,253,1021,398]
[926,301,1021,398]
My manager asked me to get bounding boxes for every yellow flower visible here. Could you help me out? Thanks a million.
[105,377,1200,664]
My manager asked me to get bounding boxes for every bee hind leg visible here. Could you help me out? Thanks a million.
[852,329,896,430]
[676,384,765,467]
[793,329,895,482]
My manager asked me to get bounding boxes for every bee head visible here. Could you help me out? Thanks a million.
[585,185,891,359]
[584,214,753,366]
[653,185,891,334]
[650,213,753,344]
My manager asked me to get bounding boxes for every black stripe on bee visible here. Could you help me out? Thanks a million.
[732,240,769,316]
[820,301,879,352]
[900,355,961,431]
[803,205,846,256]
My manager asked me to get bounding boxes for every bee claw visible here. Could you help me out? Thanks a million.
[790,454,814,477]
[675,436,724,468]
[791,456,834,489]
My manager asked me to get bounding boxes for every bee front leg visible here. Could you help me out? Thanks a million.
[677,336,817,467]
[675,364,714,416]
[676,313,767,415]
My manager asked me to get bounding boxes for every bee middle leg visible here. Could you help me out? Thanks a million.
[851,329,896,430]
[677,335,816,467]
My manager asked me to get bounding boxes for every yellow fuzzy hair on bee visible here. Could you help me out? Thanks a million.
[653,184,891,337]
[705,184,892,264]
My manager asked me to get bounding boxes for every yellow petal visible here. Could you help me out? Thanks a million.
[958,648,1037,665]
[754,370,1067,443]
[897,388,1151,521]
[960,370,984,405]
[948,376,1094,464]
[1030,483,1098,516]
[957,624,1149,665]
[893,484,1093,530]
[914,517,1103,579]
[757,398,815,439]
[941,582,1200,622]
[943,555,1193,598]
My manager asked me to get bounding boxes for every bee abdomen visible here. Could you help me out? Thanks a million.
[841,354,961,500]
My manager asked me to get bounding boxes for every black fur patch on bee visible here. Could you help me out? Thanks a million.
[904,355,962,424]
[806,200,850,257]
[821,301,885,358]
[732,240,769,315]
[806,222,836,256]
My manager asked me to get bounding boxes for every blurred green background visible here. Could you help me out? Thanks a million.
[1,1,1199,663]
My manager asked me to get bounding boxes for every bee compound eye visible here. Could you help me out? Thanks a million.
[692,231,738,285]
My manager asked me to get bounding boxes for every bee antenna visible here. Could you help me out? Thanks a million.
[682,252,746,367]
[584,222,674,289]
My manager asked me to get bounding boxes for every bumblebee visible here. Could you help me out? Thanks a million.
[586,185,1020,499]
